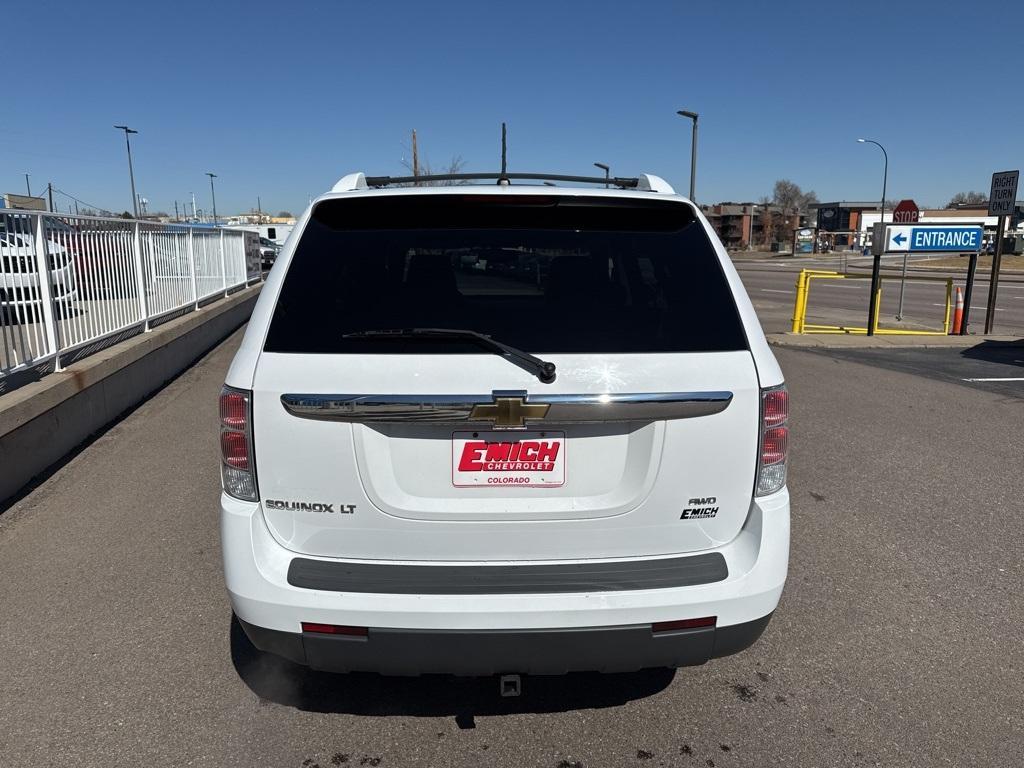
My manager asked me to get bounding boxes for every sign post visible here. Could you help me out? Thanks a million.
[892,200,920,320]
[962,251,979,335]
[985,170,1019,333]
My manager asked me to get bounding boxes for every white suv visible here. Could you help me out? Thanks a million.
[220,171,789,676]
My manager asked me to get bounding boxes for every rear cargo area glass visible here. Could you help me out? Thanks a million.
[264,195,748,354]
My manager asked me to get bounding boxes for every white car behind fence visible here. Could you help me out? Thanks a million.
[0,211,261,385]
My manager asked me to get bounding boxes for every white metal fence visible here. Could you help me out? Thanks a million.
[1,210,261,385]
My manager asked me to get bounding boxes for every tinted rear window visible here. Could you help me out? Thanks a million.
[264,195,748,354]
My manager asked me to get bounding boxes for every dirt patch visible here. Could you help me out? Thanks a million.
[916,254,1024,271]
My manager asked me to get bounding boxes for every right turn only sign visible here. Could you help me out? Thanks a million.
[989,171,1019,216]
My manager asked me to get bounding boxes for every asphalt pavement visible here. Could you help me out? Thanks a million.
[1,327,1021,767]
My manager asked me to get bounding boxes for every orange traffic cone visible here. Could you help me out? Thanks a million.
[950,286,964,335]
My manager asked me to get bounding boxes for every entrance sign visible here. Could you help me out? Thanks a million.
[892,199,920,223]
[884,225,982,253]
[988,171,1019,216]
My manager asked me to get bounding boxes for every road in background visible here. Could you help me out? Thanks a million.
[734,255,1024,336]
[1,329,1021,767]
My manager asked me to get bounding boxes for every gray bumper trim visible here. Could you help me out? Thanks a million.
[237,613,773,675]
[286,553,728,595]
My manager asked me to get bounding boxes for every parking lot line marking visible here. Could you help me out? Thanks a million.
[932,303,1002,312]
[962,377,1024,382]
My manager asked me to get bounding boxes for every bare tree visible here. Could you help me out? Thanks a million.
[400,154,468,185]
[772,179,817,215]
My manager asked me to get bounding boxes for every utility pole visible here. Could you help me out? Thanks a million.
[114,125,140,218]
[411,129,420,182]
[24,173,31,197]
[47,183,54,212]
[174,200,179,222]
[257,195,262,222]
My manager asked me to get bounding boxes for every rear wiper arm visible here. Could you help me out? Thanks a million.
[342,327,557,384]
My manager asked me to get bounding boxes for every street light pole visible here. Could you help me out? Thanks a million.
[593,162,610,188]
[114,125,139,218]
[206,172,218,225]
[24,173,31,197]
[677,110,699,202]
[858,138,887,335]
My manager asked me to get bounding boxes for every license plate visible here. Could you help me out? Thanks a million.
[452,430,566,488]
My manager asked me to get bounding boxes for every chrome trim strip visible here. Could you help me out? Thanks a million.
[280,391,733,424]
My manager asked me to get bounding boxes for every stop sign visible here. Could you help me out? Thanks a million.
[893,199,920,223]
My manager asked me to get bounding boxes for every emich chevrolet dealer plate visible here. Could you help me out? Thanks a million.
[452,431,566,487]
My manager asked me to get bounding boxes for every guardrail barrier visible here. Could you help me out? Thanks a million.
[791,269,953,335]
[1,210,262,383]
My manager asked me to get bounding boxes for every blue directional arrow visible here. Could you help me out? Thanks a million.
[893,232,907,246]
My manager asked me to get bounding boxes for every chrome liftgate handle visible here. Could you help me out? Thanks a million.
[279,391,733,428]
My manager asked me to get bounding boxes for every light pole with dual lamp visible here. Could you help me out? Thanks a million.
[206,172,218,225]
[114,125,140,218]
[677,109,698,202]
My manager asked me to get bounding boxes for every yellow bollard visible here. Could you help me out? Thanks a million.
[791,270,808,333]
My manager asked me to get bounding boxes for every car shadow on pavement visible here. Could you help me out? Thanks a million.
[959,338,1024,367]
[229,615,675,718]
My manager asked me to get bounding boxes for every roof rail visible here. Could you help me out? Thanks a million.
[362,172,641,189]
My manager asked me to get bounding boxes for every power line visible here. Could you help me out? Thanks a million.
[50,186,113,214]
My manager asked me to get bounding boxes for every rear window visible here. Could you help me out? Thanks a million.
[264,195,748,354]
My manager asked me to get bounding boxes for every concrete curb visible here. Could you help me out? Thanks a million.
[767,332,1023,350]
[0,285,260,505]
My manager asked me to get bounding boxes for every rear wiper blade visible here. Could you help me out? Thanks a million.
[342,328,557,384]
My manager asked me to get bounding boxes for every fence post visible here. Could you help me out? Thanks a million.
[219,229,228,297]
[131,222,151,331]
[33,213,63,371]
[237,234,247,286]
[187,227,200,310]
[147,231,156,295]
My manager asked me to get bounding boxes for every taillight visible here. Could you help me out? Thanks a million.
[756,385,788,496]
[219,386,258,501]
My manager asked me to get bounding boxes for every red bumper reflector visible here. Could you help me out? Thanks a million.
[301,622,369,636]
[652,616,717,633]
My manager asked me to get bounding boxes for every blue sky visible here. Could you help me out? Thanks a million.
[2,0,1021,215]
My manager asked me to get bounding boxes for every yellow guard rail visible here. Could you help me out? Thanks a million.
[791,270,953,335]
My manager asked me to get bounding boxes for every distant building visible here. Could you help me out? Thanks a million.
[1,193,47,211]
[701,202,810,250]
[809,201,882,250]
[224,223,294,245]
[861,206,1024,251]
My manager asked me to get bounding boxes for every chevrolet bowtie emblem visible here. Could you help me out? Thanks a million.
[470,396,550,429]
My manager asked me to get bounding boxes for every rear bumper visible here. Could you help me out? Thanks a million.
[221,488,789,673]
[238,613,773,675]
